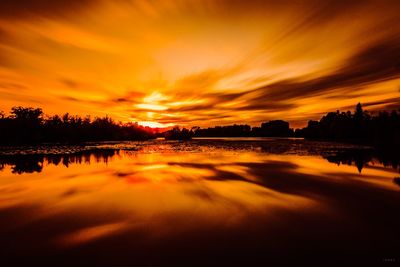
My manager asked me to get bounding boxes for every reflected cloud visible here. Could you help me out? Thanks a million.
[0,140,399,265]
[56,222,128,246]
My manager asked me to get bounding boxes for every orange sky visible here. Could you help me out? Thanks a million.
[0,0,399,128]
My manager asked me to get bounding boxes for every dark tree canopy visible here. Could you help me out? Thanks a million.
[10,107,43,122]
[193,103,400,147]
[295,103,400,147]
[0,107,156,145]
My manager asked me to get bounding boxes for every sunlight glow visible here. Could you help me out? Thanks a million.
[137,121,174,128]
[0,1,399,126]
[135,104,168,111]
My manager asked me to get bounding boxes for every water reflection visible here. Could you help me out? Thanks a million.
[323,149,400,173]
[0,142,398,175]
[0,140,399,266]
[0,149,118,174]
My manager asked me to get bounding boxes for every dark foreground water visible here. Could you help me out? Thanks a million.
[0,138,399,266]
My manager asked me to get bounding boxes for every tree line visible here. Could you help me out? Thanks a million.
[0,107,156,145]
[193,120,293,137]
[295,103,400,147]
[182,103,400,146]
[1,103,399,146]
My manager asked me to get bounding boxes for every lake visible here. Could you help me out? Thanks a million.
[0,138,399,266]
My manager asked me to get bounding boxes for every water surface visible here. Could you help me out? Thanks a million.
[0,139,399,266]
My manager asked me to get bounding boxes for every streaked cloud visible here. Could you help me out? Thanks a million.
[0,0,399,127]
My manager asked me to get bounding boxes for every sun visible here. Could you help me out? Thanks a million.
[137,121,174,128]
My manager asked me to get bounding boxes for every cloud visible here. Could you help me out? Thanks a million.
[173,70,222,91]
[362,97,400,111]
[59,96,80,102]
[252,37,400,102]
[106,33,400,126]
[60,79,79,88]
[154,35,400,125]
[0,82,27,91]
[108,91,146,105]
[1,0,400,126]
[0,0,98,20]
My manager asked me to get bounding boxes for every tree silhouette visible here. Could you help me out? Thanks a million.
[0,103,399,146]
[354,102,364,120]
[10,107,43,122]
[297,103,400,147]
[0,106,156,145]
[165,127,193,140]
[193,103,400,147]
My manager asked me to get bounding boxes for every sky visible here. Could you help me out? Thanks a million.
[0,0,399,128]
